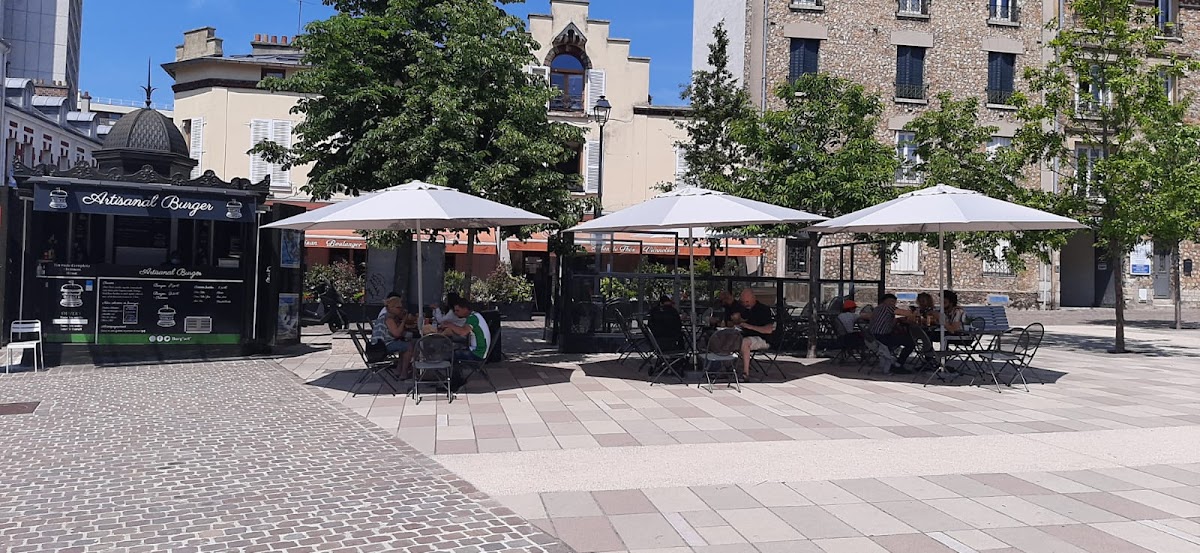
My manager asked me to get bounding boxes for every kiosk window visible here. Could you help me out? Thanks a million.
[113,216,171,265]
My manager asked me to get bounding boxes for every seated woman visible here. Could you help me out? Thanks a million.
[372,296,414,375]
[915,292,936,320]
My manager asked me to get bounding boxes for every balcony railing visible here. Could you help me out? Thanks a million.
[1075,97,1107,117]
[897,0,929,16]
[895,82,928,100]
[988,2,1019,22]
[791,0,824,9]
[896,164,924,184]
[1158,21,1184,38]
[550,93,584,113]
[986,88,1015,105]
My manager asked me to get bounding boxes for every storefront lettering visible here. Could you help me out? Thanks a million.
[79,192,216,217]
[138,268,204,279]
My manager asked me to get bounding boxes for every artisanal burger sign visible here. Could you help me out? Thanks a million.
[34,183,255,223]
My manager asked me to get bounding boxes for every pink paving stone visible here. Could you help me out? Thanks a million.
[434,440,478,455]
[965,474,1057,496]
[545,517,623,553]
[539,410,578,423]
[595,433,640,447]
[591,490,658,515]
[870,533,958,553]
[473,425,515,439]
[1066,492,1175,520]
[1039,524,1155,553]
[741,428,791,442]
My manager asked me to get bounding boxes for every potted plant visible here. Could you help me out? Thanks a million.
[484,264,535,320]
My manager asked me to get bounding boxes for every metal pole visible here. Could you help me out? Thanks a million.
[938,229,946,364]
[689,227,698,358]
[593,123,605,275]
[18,198,29,319]
[416,220,424,336]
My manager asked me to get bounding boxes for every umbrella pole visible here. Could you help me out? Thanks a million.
[417,220,424,336]
[938,229,946,368]
[689,228,698,365]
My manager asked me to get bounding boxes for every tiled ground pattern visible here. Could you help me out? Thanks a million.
[0,360,570,553]
[495,468,1200,552]
[282,314,1200,553]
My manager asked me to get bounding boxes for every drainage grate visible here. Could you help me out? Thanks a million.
[0,402,39,415]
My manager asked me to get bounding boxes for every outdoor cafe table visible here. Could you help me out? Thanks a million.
[919,327,1009,392]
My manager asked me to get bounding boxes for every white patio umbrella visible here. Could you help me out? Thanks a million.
[263,181,554,332]
[807,184,1085,355]
[568,186,827,348]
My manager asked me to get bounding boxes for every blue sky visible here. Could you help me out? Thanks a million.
[80,0,693,108]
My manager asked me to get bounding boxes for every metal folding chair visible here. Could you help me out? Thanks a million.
[5,320,44,373]
[348,330,400,397]
[991,323,1045,391]
[700,328,742,393]
[411,334,456,403]
[642,324,688,385]
[614,308,651,369]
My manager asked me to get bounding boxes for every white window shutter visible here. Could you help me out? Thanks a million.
[891,241,920,273]
[270,120,293,192]
[188,117,204,179]
[584,139,601,193]
[586,69,606,112]
[527,65,550,83]
[984,239,1012,274]
[249,119,271,184]
[674,146,689,185]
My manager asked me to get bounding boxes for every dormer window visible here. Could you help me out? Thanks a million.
[550,54,586,112]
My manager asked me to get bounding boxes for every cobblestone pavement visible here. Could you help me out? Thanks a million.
[284,313,1200,553]
[0,360,571,553]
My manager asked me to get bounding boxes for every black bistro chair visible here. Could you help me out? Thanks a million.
[411,334,456,404]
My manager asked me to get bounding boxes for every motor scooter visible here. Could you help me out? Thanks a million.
[300,281,349,332]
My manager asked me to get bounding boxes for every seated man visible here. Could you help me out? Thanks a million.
[736,289,776,379]
[441,299,492,364]
[835,299,865,348]
[861,293,916,374]
[647,295,687,352]
[710,290,743,328]
[431,292,465,329]
[371,296,414,375]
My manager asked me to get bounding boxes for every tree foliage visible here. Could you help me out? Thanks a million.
[253,0,587,231]
[1013,0,1199,350]
[678,21,754,190]
[731,74,898,230]
[904,93,1075,271]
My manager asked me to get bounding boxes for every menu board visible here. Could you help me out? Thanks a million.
[96,278,243,345]
[40,277,98,343]
[37,263,244,346]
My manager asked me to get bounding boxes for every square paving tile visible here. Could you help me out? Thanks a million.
[593,490,659,515]
[870,533,959,553]
[692,485,762,510]
[772,506,861,539]
[543,491,603,518]
[549,516,624,553]
[609,513,687,550]
[717,508,804,543]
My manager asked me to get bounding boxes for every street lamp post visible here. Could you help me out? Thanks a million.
[589,95,612,275]
[590,95,612,218]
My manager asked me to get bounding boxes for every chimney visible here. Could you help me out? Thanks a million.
[79,91,91,113]
[175,27,224,61]
[251,33,301,56]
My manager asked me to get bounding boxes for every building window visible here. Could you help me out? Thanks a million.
[554,143,584,192]
[1159,69,1176,102]
[896,131,922,184]
[261,68,286,81]
[983,239,1014,275]
[788,39,820,81]
[1158,0,1181,37]
[895,46,927,100]
[986,52,1016,105]
[988,0,1019,23]
[891,241,921,273]
[897,0,929,17]
[1075,145,1104,198]
[785,239,809,274]
[1076,65,1110,117]
[250,119,294,193]
[549,54,586,112]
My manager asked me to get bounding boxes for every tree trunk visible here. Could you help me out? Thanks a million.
[464,231,477,301]
[806,233,821,359]
[1112,244,1127,353]
[1174,242,1183,331]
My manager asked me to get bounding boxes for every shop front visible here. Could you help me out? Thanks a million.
[9,165,271,354]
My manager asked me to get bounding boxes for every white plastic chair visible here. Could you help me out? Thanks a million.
[6,320,44,373]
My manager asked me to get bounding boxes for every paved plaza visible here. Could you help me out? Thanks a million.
[0,360,568,553]
[2,308,1200,552]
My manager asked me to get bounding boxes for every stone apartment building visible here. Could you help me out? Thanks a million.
[695,0,1200,308]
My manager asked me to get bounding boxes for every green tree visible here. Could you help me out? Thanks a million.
[678,21,755,190]
[903,93,1075,286]
[1139,104,1200,330]
[733,74,898,357]
[253,0,585,230]
[1013,0,1197,351]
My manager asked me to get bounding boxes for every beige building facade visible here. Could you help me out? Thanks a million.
[529,0,691,213]
[695,0,1200,308]
[163,28,311,201]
